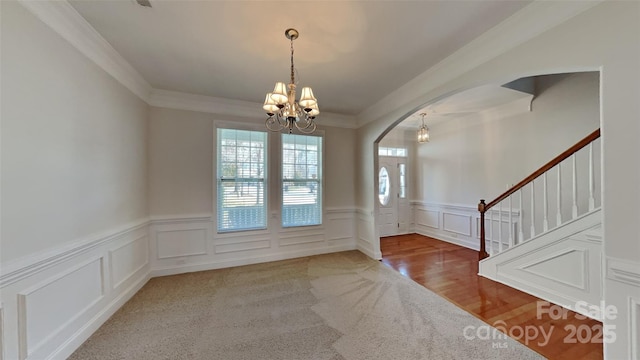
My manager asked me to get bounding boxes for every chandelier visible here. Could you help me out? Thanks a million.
[417,113,430,143]
[263,28,319,134]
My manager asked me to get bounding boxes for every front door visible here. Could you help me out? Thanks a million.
[378,157,408,237]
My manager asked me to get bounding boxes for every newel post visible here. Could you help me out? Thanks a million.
[478,200,489,260]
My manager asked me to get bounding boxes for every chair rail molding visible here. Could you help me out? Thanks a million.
[149,209,358,277]
[411,201,519,251]
[0,220,150,360]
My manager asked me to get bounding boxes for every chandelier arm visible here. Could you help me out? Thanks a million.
[296,121,317,134]
[266,116,284,132]
[296,116,314,130]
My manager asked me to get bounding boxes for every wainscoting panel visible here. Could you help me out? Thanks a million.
[411,202,520,251]
[215,240,271,254]
[356,208,380,259]
[18,257,104,359]
[442,212,472,237]
[479,210,603,320]
[415,208,439,229]
[157,229,208,259]
[0,219,150,360]
[411,202,481,250]
[0,305,4,360]
[279,227,325,247]
[0,209,358,359]
[110,235,148,290]
[150,210,358,276]
[326,209,356,243]
[605,257,640,359]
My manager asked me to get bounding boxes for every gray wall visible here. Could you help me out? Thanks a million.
[1,1,149,263]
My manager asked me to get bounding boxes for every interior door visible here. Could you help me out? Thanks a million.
[378,157,408,237]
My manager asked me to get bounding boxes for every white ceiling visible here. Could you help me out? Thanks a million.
[399,84,535,129]
[68,0,530,116]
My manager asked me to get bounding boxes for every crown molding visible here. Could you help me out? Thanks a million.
[18,0,152,101]
[356,0,603,127]
[17,0,358,128]
[149,89,358,129]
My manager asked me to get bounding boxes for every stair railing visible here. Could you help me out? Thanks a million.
[478,129,601,260]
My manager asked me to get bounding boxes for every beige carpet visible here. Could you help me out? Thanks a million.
[70,251,542,359]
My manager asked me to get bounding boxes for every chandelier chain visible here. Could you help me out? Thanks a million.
[290,38,295,85]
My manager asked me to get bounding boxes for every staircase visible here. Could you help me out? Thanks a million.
[477,129,603,320]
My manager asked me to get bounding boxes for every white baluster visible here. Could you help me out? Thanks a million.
[557,164,562,226]
[489,208,494,256]
[518,189,524,242]
[499,201,503,253]
[509,195,513,248]
[543,172,549,232]
[572,154,578,219]
[530,182,536,238]
[589,142,595,211]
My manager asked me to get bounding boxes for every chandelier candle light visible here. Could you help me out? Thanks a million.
[417,113,430,143]
[263,28,319,134]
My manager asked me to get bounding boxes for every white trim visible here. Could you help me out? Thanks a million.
[108,235,148,290]
[149,243,355,278]
[414,227,478,251]
[325,207,357,214]
[607,257,640,287]
[149,214,213,223]
[357,1,602,126]
[149,89,262,119]
[356,239,381,260]
[17,256,105,359]
[631,297,640,360]
[0,218,149,288]
[47,272,149,360]
[0,305,4,360]
[16,1,357,128]
[149,89,357,129]
[17,0,151,102]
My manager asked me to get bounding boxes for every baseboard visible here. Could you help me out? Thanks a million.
[357,239,382,260]
[0,222,150,360]
[149,211,359,276]
[47,272,150,360]
[150,243,357,278]
[2,211,359,359]
[415,227,479,251]
[411,202,489,251]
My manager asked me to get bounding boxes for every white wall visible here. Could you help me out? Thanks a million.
[417,73,599,205]
[355,2,640,358]
[147,106,357,275]
[1,2,150,359]
[1,1,149,263]
[148,106,356,215]
[414,72,600,241]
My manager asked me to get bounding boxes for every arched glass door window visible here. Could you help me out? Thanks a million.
[379,167,390,205]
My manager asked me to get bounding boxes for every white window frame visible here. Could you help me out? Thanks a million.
[280,133,324,228]
[379,146,407,157]
[214,122,268,233]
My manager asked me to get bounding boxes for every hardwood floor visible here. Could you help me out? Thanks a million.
[380,234,603,360]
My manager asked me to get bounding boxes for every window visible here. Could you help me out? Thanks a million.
[282,134,322,227]
[399,163,406,199]
[216,128,267,232]
[378,146,407,157]
[378,167,390,205]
